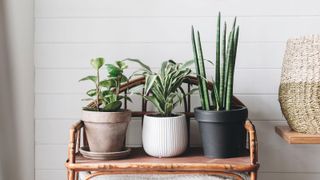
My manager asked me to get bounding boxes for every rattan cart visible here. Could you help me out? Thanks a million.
[65,77,259,180]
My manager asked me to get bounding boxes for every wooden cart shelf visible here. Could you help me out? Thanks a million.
[66,120,258,180]
[65,77,259,180]
[67,148,258,172]
[275,126,320,144]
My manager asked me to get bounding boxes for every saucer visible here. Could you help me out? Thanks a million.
[79,146,131,160]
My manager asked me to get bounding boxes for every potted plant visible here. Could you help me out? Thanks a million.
[128,59,193,158]
[192,13,248,158]
[79,57,131,153]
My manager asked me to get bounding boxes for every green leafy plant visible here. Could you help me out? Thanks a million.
[127,59,193,117]
[79,57,130,112]
[192,12,239,111]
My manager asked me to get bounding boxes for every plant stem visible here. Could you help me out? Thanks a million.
[116,76,120,97]
[96,69,100,111]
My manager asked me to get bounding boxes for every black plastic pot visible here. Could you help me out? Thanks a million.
[194,106,248,158]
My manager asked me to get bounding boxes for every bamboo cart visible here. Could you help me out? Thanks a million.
[65,77,259,180]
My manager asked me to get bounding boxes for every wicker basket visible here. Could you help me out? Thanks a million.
[279,35,320,134]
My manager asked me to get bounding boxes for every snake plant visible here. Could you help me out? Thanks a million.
[127,59,193,117]
[192,12,240,111]
[79,58,131,111]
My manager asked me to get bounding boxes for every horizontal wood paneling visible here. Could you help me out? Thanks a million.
[35,120,74,145]
[35,69,281,94]
[35,94,283,120]
[35,144,67,169]
[36,170,66,180]
[35,17,320,43]
[35,0,320,17]
[35,42,285,69]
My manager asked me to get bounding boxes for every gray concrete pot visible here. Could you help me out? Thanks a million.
[82,109,131,152]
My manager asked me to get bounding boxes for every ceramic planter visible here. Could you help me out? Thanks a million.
[142,114,188,158]
[194,106,248,158]
[82,110,131,152]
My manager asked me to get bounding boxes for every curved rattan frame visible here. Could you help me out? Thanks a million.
[65,76,259,180]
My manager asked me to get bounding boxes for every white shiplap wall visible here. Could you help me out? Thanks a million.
[35,0,320,179]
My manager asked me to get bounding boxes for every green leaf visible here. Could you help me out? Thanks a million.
[144,75,158,95]
[86,89,96,97]
[125,58,152,73]
[128,84,144,95]
[160,61,168,77]
[116,60,128,70]
[90,57,104,70]
[99,80,113,88]
[196,30,210,110]
[102,90,112,97]
[118,95,133,103]
[79,75,97,82]
[103,101,122,111]
[106,64,122,77]
[185,88,199,96]
[103,93,117,102]
[164,100,174,116]
[180,59,195,69]
[144,96,165,114]
[120,75,128,82]
[205,59,214,66]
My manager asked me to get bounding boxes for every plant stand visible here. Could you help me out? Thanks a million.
[65,120,258,180]
[65,77,259,180]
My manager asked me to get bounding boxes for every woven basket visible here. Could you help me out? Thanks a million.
[279,35,320,134]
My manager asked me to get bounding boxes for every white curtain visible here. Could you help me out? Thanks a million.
[0,0,34,179]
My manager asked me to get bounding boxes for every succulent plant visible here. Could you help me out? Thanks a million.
[192,12,240,111]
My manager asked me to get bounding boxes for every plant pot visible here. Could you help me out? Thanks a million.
[82,109,131,152]
[142,114,188,158]
[194,106,248,158]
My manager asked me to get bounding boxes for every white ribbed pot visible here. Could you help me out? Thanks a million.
[142,114,188,158]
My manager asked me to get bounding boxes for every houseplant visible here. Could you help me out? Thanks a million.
[79,57,131,153]
[128,59,193,157]
[192,13,248,158]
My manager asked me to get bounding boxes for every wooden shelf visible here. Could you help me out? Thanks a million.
[70,148,257,172]
[275,126,320,144]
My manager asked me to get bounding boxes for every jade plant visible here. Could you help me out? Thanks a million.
[79,57,130,111]
[192,13,239,111]
[127,59,193,116]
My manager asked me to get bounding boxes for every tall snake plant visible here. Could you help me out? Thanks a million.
[192,12,239,111]
[127,59,193,117]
